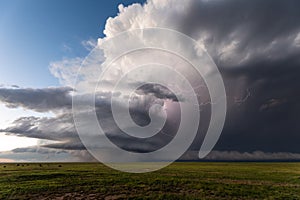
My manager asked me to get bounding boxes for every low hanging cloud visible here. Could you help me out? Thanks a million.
[0,87,73,112]
[0,97,177,154]
[182,151,300,161]
[1,0,300,161]
[136,84,179,102]
[0,114,76,141]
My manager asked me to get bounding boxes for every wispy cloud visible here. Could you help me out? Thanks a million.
[81,39,97,51]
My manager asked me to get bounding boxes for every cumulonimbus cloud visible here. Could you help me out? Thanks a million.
[1,0,300,161]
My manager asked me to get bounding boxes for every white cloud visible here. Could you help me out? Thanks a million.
[294,32,300,47]
[81,39,97,51]
[104,0,192,37]
[49,57,83,88]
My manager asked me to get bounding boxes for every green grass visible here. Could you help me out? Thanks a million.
[0,162,300,199]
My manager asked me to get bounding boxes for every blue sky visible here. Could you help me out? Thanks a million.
[0,0,145,88]
[0,0,145,155]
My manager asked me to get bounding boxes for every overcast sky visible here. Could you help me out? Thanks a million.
[0,0,300,162]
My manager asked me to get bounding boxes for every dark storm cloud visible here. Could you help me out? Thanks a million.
[0,114,76,141]
[136,84,179,102]
[2,0,300,161]
[169,0,300,157]
[181,151,300,161]
[0,87,73,112]
[181,0,300,69]
[12,147,67,155]
[42,141,86,151]
[0,94,174,157]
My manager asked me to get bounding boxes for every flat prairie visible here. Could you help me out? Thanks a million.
[0,162,300,199]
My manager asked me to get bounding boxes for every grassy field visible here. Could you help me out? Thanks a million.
[0,162,299,199]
